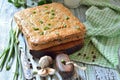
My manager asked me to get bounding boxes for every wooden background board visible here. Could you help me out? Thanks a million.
[0,0,120,80]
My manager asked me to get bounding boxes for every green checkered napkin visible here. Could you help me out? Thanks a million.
[70,0,120,69]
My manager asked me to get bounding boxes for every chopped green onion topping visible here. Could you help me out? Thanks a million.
[65,16,69,20]
[33,27,39,30]
[44,6,48,8]
[63,24,67,28]
[39,32,44,35]
[73,26,80,30]
[48,23,51,26]
[33,11,36,14]
[61,59,66,65]
[51,13,55,15]
[51,9,55,12]
[40,20,43,24]
[44,26,50,30]
[50,16,54,19]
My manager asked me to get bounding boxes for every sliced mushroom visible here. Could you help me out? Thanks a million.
[56,53,74,79]
[47,68,56,75]
[38,69,48,77]
[38,68,56,77]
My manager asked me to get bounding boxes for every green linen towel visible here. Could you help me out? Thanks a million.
[70,0,120,69]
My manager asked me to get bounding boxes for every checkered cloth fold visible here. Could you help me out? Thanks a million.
[70,0,120,69]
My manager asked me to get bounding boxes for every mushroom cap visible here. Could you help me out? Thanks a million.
[39,56,53,68]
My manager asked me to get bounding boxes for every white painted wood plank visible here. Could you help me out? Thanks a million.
[94,66,120,80]
[76,63,87,80]
[0,0,4,10]
[85,65,96,80]
[0,0,22,23]
[85,65,120,80]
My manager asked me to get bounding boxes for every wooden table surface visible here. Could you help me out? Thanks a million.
[0,0,120,80]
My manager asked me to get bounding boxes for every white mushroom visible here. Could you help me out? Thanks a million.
[46,68,56,75]
[66,61,87,70]
[39,56,53,68]
[37,56,55,77]
[38,69,48,77]
[38,68,56,77]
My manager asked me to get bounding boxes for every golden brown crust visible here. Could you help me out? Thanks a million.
[14,3,86,50]
[30,39,84,58]
[42,39,84,52]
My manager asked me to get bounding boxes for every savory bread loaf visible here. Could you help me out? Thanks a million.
[14,3,85,51]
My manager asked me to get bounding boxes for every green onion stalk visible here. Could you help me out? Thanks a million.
[38,0,52,5]
[5,29,15,70]
[8,0,52,8]
[0,27,14,71]
[13,27,23,80]
[0,31,11,71]
[0,21,23,80]
[8,0,27,8]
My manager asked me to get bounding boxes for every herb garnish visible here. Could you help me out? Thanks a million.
[51,9,55,12]
[65,16,70,20]
[51,13,55,15]
[61,59,66,65]
[50,16,54,19]
[48,23,51,26]
[44,26,50,30]
[44,6,48,8]
[49,9,55,19]
[33,11,36,14]
[40,20,43,24]
[8,0,27,8]
[38,0,52,5]
[63,24,67,28]
[39,32,44,35]
[33,27,39,31]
